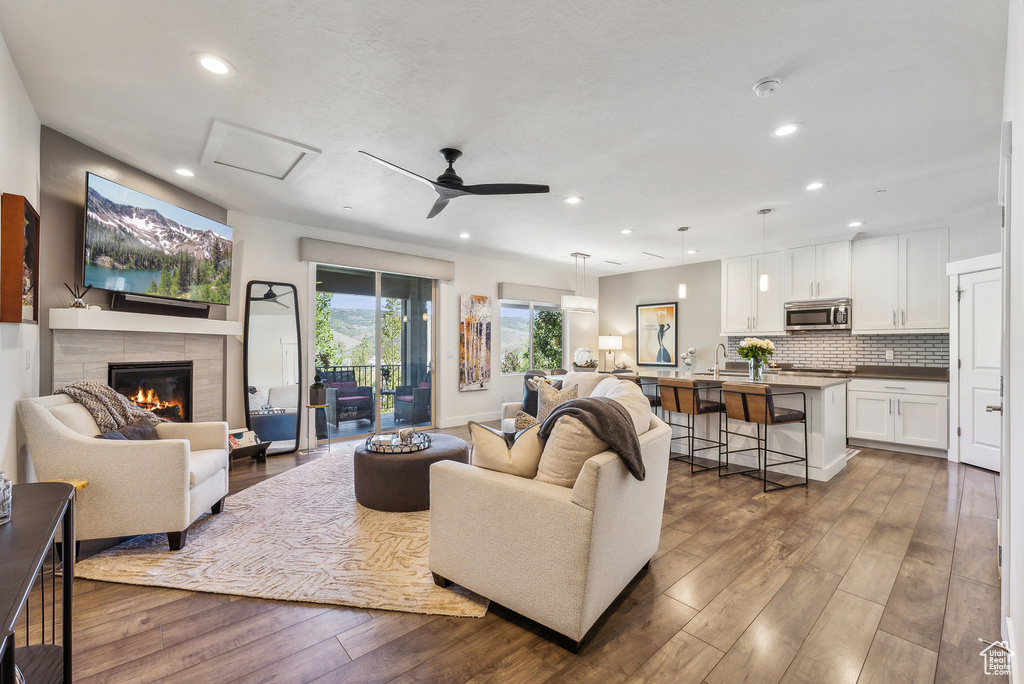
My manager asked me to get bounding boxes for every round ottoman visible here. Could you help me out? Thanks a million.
[353,434,470,512]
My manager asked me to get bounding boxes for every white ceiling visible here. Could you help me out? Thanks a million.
[0,1,1007,276]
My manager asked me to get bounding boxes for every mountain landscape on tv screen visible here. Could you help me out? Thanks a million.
[85,187,232,305]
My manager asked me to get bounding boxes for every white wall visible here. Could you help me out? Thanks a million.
[598,260,722,373]
[0,28,40,482]
[226,211,597,441]
[1002,0,1024,662]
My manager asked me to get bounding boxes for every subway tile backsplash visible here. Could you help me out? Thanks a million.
[725,332,949,369]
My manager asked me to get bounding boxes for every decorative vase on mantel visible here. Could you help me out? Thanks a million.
[748,358,763,382]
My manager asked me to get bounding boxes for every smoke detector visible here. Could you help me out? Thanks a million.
[753,77,782,98]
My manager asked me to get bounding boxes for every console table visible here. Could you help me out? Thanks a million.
[0,483,75,684]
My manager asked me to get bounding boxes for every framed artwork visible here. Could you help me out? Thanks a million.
[1,193,40,324]
[636,302,677,367]
[459,294,491,391]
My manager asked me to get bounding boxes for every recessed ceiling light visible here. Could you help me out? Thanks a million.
[459,233,470,239]
[175,168,194,177]
[771,123,801,137]
[621,229,633,234]
[687,249,698,255]
[805,181,825,191]
[848,221,863,228]
[342,206,353,211]
[194,53,236,76]
[564,196,583,205]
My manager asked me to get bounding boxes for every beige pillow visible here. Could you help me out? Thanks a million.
[536,381,578,422]
[514,411,540,430]
[469,422,544,478]
[590,378,652,435]
[534,416,609,487]
[560,372,616,398]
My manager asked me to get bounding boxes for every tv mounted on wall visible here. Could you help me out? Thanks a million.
[83,173,232,306]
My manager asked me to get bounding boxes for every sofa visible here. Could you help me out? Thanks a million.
[500,370,615,432]
[431,375,671,650]
[18,395,229,551]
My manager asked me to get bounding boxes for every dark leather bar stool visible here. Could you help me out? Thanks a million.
[633,376,663,419]
[720,382,809,492]
[658,378,725,474]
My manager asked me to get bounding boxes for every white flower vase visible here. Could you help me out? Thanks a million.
[748,358,763,382]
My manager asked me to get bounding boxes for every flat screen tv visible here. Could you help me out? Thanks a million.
[83,173,232,306]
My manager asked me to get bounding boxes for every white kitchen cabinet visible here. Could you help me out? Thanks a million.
[847,378,948,451]
[721,253,783,335]
[852,228,948,333]
[783,241,851,302]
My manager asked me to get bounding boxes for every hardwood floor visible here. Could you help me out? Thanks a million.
[39,430,1007,683]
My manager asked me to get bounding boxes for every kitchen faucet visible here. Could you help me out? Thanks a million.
[712,343,727,379]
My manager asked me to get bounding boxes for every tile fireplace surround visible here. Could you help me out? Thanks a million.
[49,310,238,422]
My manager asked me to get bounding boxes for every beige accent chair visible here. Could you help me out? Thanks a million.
[18,395,229,551]
[429,412,672,651]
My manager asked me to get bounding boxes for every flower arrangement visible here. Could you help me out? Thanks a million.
[736,337,774,381]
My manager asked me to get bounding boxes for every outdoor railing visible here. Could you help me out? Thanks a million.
[316,364,403,412]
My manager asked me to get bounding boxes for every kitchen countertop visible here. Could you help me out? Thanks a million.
[635,370,849,390]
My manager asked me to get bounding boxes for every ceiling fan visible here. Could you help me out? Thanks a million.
[256,285,289,308]
[359,148,550,218]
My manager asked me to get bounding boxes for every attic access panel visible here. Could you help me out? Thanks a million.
[201,120,321,183]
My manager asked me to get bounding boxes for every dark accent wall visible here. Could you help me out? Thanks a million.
[38,126,229,393]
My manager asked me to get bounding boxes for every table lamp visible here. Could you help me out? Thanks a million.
[598,335,623,372]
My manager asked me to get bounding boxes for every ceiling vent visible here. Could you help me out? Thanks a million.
[201,120,321,183]
[604,252,665,266]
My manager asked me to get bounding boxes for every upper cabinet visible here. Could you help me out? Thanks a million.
[851,227,948,334]
[721,252,784,335]
[783,240,851,302]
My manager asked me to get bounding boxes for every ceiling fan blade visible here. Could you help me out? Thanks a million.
[460,183,550,196]
[359,151,437,189]
[426,197,450,219]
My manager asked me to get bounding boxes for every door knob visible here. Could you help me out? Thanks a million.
[986,405,1003,413]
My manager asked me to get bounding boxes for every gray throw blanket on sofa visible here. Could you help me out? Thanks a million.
[55,381,168,433]
[538,397,645,480]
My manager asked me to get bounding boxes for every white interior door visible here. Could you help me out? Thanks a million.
[959,267,1002,471]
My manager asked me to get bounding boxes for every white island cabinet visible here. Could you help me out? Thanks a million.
[644,372,849,482]
[847,378,948,453]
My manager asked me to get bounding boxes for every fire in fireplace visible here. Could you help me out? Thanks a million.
[108,361,194,422]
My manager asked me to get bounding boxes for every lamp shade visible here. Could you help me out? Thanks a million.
[560,294,598,313]
[598,335,623,351]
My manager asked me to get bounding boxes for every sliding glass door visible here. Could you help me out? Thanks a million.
[315,265,436,440]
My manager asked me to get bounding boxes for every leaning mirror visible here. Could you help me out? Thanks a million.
[243,281,301,455]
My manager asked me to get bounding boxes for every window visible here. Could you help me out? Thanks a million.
[500,301,563,373]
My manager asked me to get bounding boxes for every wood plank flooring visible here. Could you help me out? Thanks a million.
[22,428,1006,683]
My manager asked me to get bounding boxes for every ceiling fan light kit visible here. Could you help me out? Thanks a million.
[359,148,550,218]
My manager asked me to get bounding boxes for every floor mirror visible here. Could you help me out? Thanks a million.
[243,281,301,455]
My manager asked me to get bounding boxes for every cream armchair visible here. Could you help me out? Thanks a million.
[429,413,672,651]
[18,395,229,551]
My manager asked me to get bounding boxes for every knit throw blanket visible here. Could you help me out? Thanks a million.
[538,397,645,480]
[55,381,168,433]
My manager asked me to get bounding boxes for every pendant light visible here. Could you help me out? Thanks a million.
[757,209,771,292]
[561,252,598,313]
[677,226,689,299]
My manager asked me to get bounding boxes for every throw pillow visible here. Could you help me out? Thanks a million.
[514,411,540,430]
[247,386,267,411]
[560,372,616,398]
[590,378,652,434]
[536,381,578,422]
[534,416,609,487]
[96,416,159,441]
[468,422,544,478]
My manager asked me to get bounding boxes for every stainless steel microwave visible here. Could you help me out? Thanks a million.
[784,298,852,331]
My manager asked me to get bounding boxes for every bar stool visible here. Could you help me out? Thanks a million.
[634,377,663,419]
[658,378,725,474]
[720,382,809,492]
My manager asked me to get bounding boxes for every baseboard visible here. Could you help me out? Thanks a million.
[847,438,948,459]
[440,412,501,429]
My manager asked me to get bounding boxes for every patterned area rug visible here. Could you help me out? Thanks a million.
[74,449,488,618]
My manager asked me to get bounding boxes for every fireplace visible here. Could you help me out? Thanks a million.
[108,361,193,423]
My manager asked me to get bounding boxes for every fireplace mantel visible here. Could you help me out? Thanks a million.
[49,308,242,336]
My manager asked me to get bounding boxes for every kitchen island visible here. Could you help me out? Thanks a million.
[638,370,850,482]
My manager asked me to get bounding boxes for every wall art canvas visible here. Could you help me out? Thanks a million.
[636,302,677,366]
[0,193,40,324]
[460,294,491,391]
